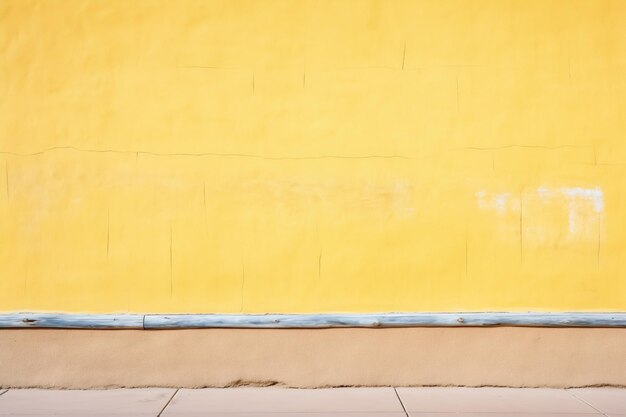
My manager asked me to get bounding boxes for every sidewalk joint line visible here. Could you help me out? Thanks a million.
[566,389,608,416]
[0,389,7,397]
[393,387,409,417]
[157,388,179,417]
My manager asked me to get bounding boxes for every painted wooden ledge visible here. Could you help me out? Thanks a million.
[0,313,144,329]
[144,313,626,328]
[1,312,625,329]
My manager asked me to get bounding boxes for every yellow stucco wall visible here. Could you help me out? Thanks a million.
[1,0,625,314]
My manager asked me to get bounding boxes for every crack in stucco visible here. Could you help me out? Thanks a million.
[0,144,591,161]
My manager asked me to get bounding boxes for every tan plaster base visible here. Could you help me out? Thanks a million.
[1,327,624,388]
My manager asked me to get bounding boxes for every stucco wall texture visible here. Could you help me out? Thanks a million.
[2,0,626,314]
[1,328,625,388]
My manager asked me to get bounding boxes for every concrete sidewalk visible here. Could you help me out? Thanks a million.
[0,387,624,416]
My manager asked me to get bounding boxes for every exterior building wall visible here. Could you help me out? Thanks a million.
[2,0,625,314]
[1,0,625,387]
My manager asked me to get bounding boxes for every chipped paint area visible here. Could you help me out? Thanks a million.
[476,191,517,215]
[265,177,417,218]
[541,187,604,235]
[477,187,604,242]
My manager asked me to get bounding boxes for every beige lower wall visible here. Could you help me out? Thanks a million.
[1,327,625,388]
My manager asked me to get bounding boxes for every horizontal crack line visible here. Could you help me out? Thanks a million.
[0,144,590,160]
[454,144,586,151]
[0,147,409,160]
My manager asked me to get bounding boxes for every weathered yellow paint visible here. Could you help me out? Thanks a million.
[1,0,625,313]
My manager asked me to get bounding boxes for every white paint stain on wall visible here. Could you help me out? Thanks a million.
[477,186,604,242]
[476,190,514,215]
[534,187,604,234]
[560,187,603,235]
[560,187,604,212]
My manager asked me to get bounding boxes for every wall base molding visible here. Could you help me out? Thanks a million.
[1,312,626,329]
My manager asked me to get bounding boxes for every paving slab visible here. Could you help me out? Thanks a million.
[161,387,404,415]
[0,387,622,416]
[408,414,600,417]
[569,388,626,414]
[408,412,604,417]
[0,415,161,417]
[0,388,175,416]
[164,414,403,417]
[396,387,598,414]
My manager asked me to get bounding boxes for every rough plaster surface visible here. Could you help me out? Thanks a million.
[3,1,626,315]
[0,328,624,388]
